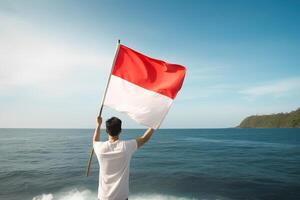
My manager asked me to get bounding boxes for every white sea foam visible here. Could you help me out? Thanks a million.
[32,189,94,200]
[131,193,198,200]
[33,194,54,200]
[32,188,200,200]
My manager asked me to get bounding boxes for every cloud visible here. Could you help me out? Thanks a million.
[177,65,230,101]
[0,13,111,93]
[188,66,225,81]
[239,77,300,98]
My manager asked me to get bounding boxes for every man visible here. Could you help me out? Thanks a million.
[93,116,154,200]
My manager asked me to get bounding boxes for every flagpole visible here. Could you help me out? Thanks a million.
[85,39,121,177]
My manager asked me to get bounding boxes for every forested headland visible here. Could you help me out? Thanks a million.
[238,108,300,128]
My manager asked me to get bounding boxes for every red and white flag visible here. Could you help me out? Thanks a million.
[104,44,186,129]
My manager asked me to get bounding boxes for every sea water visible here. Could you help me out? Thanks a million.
[0,128,299,200]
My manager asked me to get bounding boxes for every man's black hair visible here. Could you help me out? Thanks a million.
[106,117,122,137]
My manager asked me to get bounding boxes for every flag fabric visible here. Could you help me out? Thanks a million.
[103,44,186,129]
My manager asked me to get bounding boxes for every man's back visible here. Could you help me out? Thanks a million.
[92,116,154,200]
[94,139,137,200]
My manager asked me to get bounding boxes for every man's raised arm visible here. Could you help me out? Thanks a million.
[136,128,155,148]
[93,116,102,145]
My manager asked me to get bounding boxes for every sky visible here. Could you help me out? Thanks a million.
[0,0,300,128]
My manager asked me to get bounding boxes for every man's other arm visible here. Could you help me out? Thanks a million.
[136,128,155,148]
[93,116,102,146]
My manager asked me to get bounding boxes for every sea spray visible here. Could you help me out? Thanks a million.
[33,194,54,200]
[32,189,94,200]
[32,188,198,200]
[131,193,198,200]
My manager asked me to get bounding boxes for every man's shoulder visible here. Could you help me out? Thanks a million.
[122,139,138,153]
[122,139,137,144]
[94,140,105,145]
[93,141,106,149]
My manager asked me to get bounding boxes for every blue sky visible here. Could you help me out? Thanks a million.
[0,0,299,128]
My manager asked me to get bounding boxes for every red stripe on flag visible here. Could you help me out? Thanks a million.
[112,45,186,99]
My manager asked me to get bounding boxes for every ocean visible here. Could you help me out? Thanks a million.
[0,128,299,200]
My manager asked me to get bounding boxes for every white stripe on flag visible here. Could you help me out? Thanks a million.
[103,75,173,128]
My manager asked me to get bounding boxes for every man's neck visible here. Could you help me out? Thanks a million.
[108,135,119,143]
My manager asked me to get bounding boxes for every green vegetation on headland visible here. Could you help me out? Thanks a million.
[238,108,300,128]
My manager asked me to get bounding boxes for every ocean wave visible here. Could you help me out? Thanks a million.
[32,189,93,200]
[131,194,198,200]
[32,188,199,200]
[184,137,296,148]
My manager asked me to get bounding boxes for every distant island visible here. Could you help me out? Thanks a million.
[238,108,300,128]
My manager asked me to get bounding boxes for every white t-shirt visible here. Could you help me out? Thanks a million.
[93,139,138,200]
